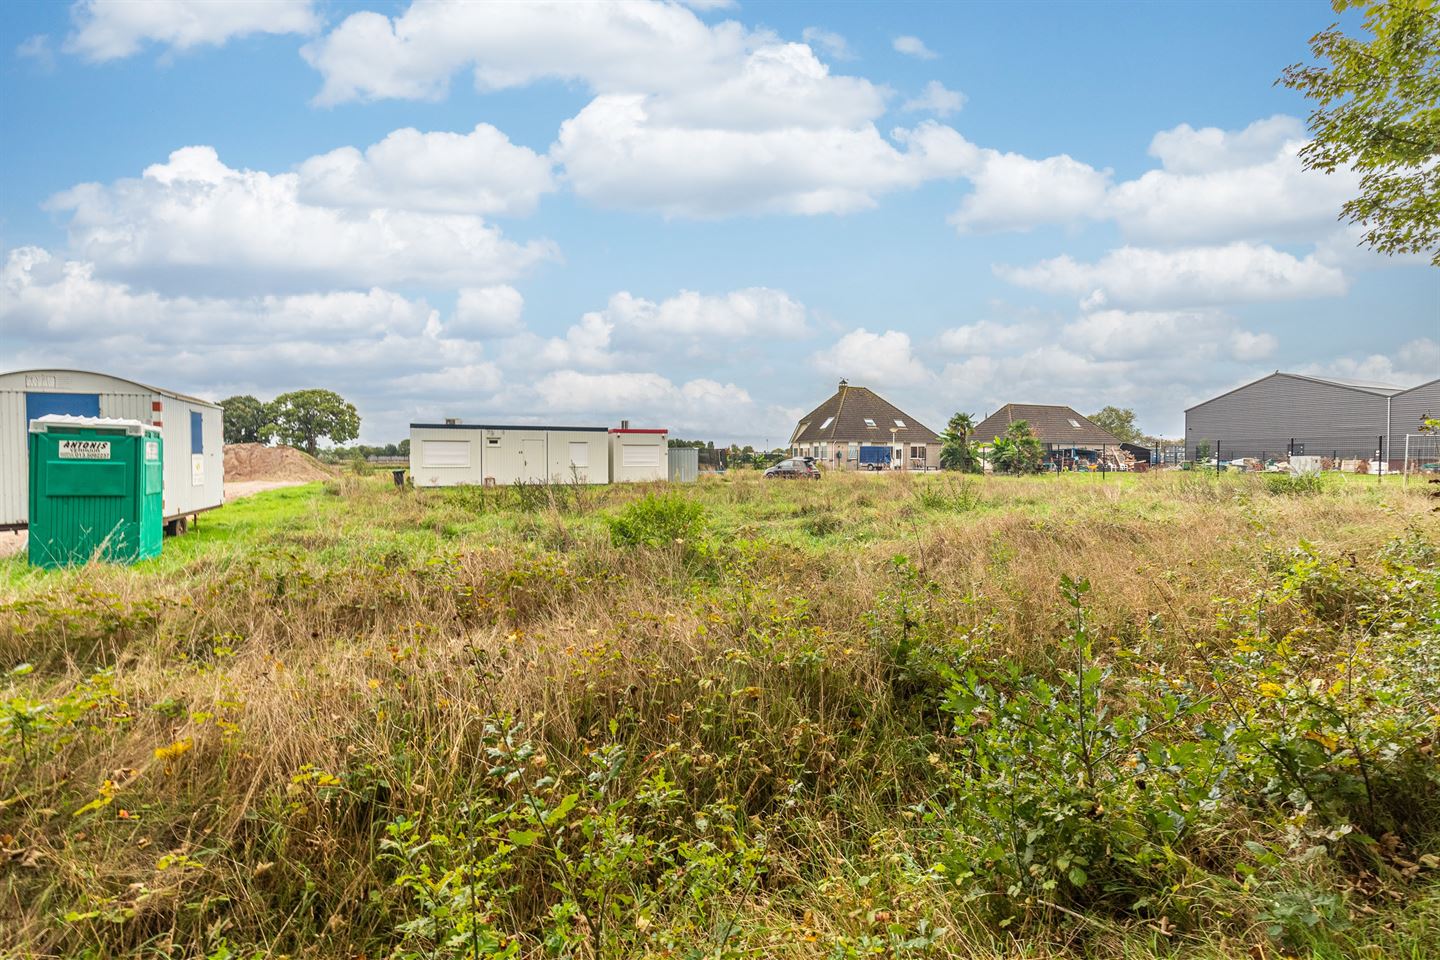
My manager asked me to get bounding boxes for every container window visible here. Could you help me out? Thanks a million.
[568,441,590,467]
[422,440,471,467]
[26,392,100,424]
[191,411,204,454]
[621,444,660,468]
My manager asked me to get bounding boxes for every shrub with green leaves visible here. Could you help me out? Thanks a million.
[607,493,708,550]
[1264,472,1327,496]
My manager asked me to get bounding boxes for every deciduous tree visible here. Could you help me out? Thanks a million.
[1088,406,1143,444]
[1280,0,1440,264]
[219,395,272,445]
[267,389,360,456]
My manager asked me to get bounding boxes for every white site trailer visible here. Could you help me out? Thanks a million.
[0,369,224,533]
[409,422,611,487]
[609,427,669,482]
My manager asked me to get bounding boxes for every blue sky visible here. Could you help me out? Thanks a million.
[2,0,1435,445]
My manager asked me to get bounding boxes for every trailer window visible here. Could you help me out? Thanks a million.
[191,411,203,454]
[422,440,471,467]
[568,441,590,467]
[621,444,660,468]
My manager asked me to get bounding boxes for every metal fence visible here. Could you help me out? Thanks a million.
[1183,434,1406,477]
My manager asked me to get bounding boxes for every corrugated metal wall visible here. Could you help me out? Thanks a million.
[1184,374,1390,460]
[1389,379,1440,459]
[668,446,698,482]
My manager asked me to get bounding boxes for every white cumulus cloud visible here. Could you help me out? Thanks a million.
[950,150,1111,233]
[48,146,556,294]
[450,286,525,338]
[996,242,1348,309]
[66,0,318,61]
[297,124,556,217]
[303,1,985,218]
[813,329,931,386]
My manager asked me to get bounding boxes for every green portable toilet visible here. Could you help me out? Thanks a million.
[27,416,164,568]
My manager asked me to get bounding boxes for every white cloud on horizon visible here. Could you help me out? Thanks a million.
[996,242,1348,309]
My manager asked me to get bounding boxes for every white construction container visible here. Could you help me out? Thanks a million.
[0,369,224,532]
[408,423,610,487]
[609,428,669,482]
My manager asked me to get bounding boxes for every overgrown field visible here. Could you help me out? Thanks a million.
[2,470,1438,959]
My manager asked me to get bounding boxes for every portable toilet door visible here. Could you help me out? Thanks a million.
[27,416,163,568]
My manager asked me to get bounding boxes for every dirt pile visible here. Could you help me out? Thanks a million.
[224,443,335,483]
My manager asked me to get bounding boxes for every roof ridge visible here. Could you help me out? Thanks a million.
[828,383,849,441]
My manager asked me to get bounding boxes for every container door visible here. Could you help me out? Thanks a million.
[520,438,545,482]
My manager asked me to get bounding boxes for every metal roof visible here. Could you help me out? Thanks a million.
[0,368,221,408]
[411,422,610,432]
[1184,371,1409,411]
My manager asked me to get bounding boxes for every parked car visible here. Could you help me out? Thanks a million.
[764,458,821,480]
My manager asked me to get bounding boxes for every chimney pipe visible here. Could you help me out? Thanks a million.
[620,419,630,430]
[445,417,461,425]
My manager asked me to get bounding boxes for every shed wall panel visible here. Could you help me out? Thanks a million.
[1184,374,1389,460]
[668,447,699,482]
[1389,379,1440,461]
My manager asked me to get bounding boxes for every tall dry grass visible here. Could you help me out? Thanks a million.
[0,470,1435,958]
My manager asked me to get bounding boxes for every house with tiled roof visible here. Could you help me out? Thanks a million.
[971,403,1123,467]
[789,381,941,471]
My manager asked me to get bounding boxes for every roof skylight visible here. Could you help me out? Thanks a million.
[864,418,876,428]
[820,416,834,429]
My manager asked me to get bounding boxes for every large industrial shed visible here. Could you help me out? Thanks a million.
[409,422,612,487]
[0,369,224,533]
[1184,372,1440,464]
